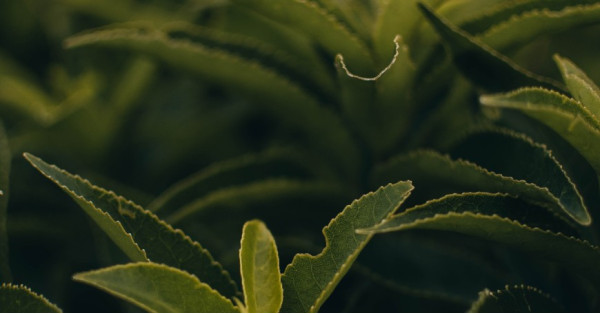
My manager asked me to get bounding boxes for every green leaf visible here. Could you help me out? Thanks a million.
[240,220,282,313]
[479,3,600,52]
[554,54,600,121]
[0,66,98,126]
[372,0,422,63]
[359,193,600,284]
[231,0,374,75]
[73,262,239,313]
[417,2,563,92]
[55,0,203,25]
[0,122,10,282]
[372,149,587,226]
[336,35,416,155]
[469,285,562,312]
[0,283,61,312]
[315,0,374,42]
[280,181,414,312]
[66,26,360,183]
[148,147,330,215]
[162,21,336,102]
[218,6,334,96]
[480,87,600,173]
[460,0,600,35]
[166,179,344,225]
[24,153,240,299]
[449,129,590,226]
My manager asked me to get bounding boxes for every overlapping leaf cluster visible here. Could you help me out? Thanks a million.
[2,0,600,312]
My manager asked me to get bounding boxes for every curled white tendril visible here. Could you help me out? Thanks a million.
[336,34,404,81]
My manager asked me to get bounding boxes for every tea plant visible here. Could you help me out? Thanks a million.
[2,0,600,312]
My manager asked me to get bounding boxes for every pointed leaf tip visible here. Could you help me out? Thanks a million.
[281,181,413,312]
[74,262,239,313]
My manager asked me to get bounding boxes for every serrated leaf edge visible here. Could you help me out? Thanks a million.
[480,86,600,130]
[73,262,239,313]
[468,284,560,313]
[283,181,414,312]
[446,127,590,225]
[23,153,240,298]
[479,3,600,46]
[358,209,600,258]
[375,149,583,228]
[0,283,62,312]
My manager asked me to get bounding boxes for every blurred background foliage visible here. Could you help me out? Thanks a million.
[2,0,600,311]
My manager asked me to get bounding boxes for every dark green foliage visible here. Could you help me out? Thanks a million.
[2,0,600,312]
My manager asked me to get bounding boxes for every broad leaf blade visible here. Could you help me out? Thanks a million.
[0,122,10,281]
[73,262,238,313]
[24,153,240,299]
[554,54,600,121]
[449,129,591,226]
[480,88,600,173]
[469,285,562,313]
[418,3,563,92]
[281,181,414,312]
[240,220,282,313]
[360,194,600,284]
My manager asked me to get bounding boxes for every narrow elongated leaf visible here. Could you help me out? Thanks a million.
[0,122,10,281]
[0,69,98,126]
[162,22,336,101]
[219,6,333,95]
[24,153,240,299]
[460,0,600,35]
[373,0,422,63]
[0,284,61,313]
[375,35,417,153]
[240,220,282,313]
[480,88,600,173]
[372,150,585,226]
[313,0,374,42]
[148,147,328,215]
[554,54,600,121]
[66,26,360,183]
[336,35,416,155]
[418,3,563,92]
[55,0,198,25]
[231,0,374,75]
[479,3,600,52]
[469,285,561,312]
[73,262,238,313]
[359,193,600,284]
[449,129,590,225]
[166,179,343,225]
[281,181,414,312]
